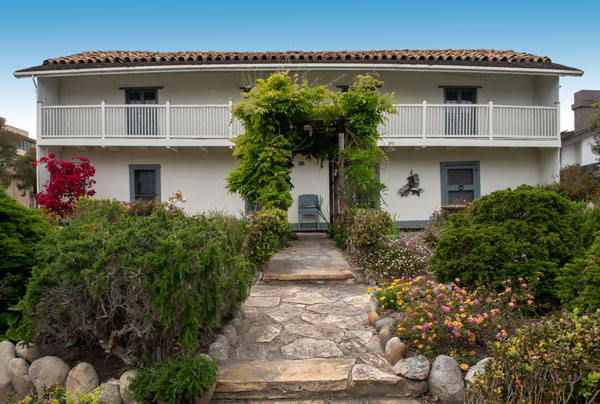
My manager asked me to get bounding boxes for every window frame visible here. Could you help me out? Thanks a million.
[129,164,161,202]
[440,161,480,205]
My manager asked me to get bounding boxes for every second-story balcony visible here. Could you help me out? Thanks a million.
[37,101,560,148]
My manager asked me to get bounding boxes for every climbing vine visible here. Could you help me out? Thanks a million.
[226,72,394,216]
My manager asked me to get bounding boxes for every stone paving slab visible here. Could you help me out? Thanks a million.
[214,234,419,401]
[262,234,355,281]
[216,358,356,394]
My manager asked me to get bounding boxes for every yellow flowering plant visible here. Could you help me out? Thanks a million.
[369,276,539,362]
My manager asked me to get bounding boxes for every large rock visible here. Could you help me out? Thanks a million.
[208,339,230,364]
[15,342,41,363]
[229,317,243,333]
[376,317,394,333]
[96,378,123,404]
[7,357,34,401]
[348,364,427,398]
[465,357,492,384]
[368,311,380,326]
[379,327,392,351]
[29,356,70,396]
[119,369,138,404]
[384,337,407,365]
[66,362,99,394]
[428,355,465,403]
[393,355,430,380]
[222,325,239,345]
[0,340,16,388]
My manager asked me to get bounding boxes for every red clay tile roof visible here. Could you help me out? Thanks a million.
[15,49,581,74]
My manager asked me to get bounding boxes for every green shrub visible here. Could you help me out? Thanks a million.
[342,208,392,250]
[422,207,457,248]
[556,232,600,312]
[243,207,290,267]
[0,188,50,339]
[129,353,218,403]
[21,199,254,364]
[431,187,581,302]
[465,310,600,404]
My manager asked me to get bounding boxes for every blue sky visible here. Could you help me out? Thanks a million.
[2,0,599,137]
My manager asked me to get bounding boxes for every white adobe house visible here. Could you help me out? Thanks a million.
[560,90,600,171]
[15,49,582,227]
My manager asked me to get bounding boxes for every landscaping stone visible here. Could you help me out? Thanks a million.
[29,356,70,396]
[248,324,281,343]
[428,355,465,403]
[0,340,16,389]
[348,364,427,397]
[66,362,99,394]
[229,317,243,333]
[7,357,34,401]
[215,358,356,395]
[221,325,238,345]
[342,294,371,307]
[15,342,41,363]
[96,378,123,404]
[209,340,230,363]
[375,317,394,333]
[368,302,379,314]
[281,338,343,359]
[368,311,380,326]
[378,327,392,351]
[393,355,430,380]
[465,357,492,384]
[384,337,407,365]
[194,383,216,404]
[119,369,138,404]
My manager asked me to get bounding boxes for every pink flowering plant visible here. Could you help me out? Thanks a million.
[355,232,431,280]
[369,275,539,361]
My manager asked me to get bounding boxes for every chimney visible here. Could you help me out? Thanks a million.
[572,90,600,132]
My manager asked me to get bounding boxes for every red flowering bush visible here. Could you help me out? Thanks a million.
[369,276,538,362]
[32,153,96,216]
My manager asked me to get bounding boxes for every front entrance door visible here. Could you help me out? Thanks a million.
[441,161,480,205]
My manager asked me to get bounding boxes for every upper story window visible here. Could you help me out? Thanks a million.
[125,88,158,105]
[444,88,477,104]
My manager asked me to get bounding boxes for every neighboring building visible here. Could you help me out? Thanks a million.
[14,49,582,226]
[560,90,600,171]
[2,125,35,207]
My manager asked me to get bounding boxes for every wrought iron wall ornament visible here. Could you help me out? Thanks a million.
[398,170,424,197]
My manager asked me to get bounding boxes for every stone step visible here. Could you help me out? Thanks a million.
[213,359,427,401]
[262,267,355,281]
[213,399,425,403]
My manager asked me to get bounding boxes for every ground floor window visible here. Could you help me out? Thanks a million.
[440,161,480,205]
[129,164,161,202]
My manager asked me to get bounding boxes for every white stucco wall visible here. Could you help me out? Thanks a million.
[43,145,556,224]
[47,147,330,224]
[381,147,552,222]
[40,70,556,108]
[561,135,598,168]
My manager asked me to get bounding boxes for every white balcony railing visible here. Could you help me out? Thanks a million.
[39,101,559,142]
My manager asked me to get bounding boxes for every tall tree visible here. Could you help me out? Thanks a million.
[0,117,19,187]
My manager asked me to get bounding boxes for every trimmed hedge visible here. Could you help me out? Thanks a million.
[431,187,582,302]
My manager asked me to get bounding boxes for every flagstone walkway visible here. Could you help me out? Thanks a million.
[213,234,427,403]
